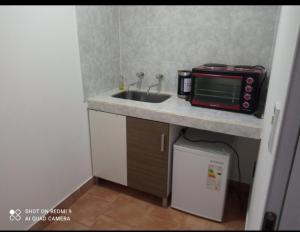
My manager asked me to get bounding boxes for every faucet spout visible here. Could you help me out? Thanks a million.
[147,74,164,95]
[127,81,138,92]
[127,72,145,92]
[147,83,158,95]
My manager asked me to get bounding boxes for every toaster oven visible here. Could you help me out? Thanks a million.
[190,64,266,114]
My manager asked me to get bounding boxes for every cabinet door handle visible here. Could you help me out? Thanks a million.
[161,134,165,152]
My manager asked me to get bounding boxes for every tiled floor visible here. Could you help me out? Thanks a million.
[44,180,248,230]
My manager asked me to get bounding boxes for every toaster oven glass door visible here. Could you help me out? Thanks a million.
[193,74,242,107]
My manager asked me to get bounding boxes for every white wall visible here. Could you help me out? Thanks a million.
[245,6,300,229]
[0,6,92,230]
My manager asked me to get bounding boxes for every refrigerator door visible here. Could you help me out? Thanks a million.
[171,144,230,222]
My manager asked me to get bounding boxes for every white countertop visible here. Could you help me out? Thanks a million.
[88,89,263,139]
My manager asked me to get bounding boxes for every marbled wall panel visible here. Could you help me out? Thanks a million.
[76,6,120,100]
[120,5,280,93]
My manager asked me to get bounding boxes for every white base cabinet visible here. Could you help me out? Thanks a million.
[89,110,127,186]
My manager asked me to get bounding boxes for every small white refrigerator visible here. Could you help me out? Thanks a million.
[171,133,231,222]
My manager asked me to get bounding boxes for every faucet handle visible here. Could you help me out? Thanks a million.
[136,72,144,79]
[156,74,164,81]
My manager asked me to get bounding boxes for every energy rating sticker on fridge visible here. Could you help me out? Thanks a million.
[171,131,231,222]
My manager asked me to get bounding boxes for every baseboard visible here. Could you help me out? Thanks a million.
[29,176,96,231]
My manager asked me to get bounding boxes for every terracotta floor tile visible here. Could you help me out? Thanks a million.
[86,185,121,203]
[135,214,181,230]
[102,193,154,227]
[181,213,226,230]
[99,180,162,206]
[116,191,156,208]
[148,205,187,227]
[68,193,111,227]
[45,180,246,231]
[90,214,133,230]
[43,220,89,230]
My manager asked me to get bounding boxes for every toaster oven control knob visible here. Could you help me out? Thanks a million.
[243,101,250,109]
[244,93,252,101]
[246,77,254,84]
[245,85,253,93]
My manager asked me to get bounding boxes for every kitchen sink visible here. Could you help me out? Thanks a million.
[112,90,171,103]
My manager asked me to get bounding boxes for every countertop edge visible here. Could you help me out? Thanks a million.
[87,93,262,140]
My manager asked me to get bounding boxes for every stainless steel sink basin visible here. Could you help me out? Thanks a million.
[112,90,171,103]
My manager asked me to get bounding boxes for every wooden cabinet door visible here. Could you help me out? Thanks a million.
[89,110,127,186]
[127,116,169,197]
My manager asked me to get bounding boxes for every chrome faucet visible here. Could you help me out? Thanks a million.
[147,74,164,95]
[127,72,144,92]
